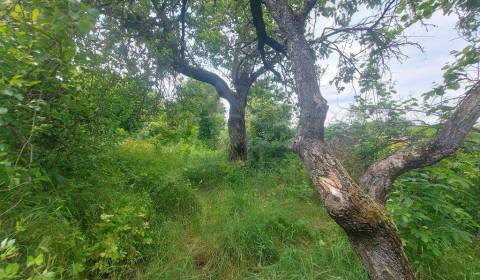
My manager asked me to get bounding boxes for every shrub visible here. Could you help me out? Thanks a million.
[389,150,480,264]
[89,200,154,275]
[247,83,294,169]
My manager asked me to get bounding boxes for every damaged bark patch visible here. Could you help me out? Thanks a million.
[318,176,344,203]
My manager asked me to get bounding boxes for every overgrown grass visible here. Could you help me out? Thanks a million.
[1,139,479,279]
[111,140,369,279]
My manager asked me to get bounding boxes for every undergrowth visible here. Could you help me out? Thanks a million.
[1,139,479,279]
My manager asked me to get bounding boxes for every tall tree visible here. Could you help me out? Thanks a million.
[249,0,480,279]
[95,0,279,160]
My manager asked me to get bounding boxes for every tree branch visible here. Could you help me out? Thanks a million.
[101,0,238,106]
[247,66,267,87]
[361,82,480,204]
[297,0,317,26]
[175,60,236,104]
[179,0,187,58]
[316,0,397,43]
[249,0,286,78]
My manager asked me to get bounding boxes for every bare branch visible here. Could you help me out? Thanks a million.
[315,0,397,43]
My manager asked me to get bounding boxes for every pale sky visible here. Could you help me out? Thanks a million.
[322,11,468,123]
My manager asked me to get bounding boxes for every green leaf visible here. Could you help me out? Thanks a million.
[27,253,44,267]
[0,108,8,114]
[32,8,40,24]
[5,263,19,275]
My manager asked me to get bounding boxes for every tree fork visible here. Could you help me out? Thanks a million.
[262,0,416,278]
[290,137,414,280]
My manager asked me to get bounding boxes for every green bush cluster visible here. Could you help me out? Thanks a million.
[388,144,480,278]
[246,83,294,169]
[140,80,225,149]
[1,140,205,278]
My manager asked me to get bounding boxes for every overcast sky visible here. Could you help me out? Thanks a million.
[322,11,468,123]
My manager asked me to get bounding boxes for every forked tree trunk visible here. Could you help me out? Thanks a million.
[263,1,415,279]
[291,137,414,280]
[253,0,480,278]
[228,99,247,161]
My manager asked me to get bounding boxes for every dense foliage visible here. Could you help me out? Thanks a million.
[141,80,225,148]
[247,83,294,168]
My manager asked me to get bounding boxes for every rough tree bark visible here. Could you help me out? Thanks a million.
[258,0,480,279]
[290,137,414,280]
[228,90,248,161]
[259,3,413,278]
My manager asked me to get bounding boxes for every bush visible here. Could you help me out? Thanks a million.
[88,199,154,275]
[389,148,480,265]
[247,83,294,169]
[140,80,224,148]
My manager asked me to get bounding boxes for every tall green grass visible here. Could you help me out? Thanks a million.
[111,140,370,279]
[2,139,478,279]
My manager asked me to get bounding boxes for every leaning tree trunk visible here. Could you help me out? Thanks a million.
[227,92,248,161]
[291,137,414,280]
[263,1,415,279]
